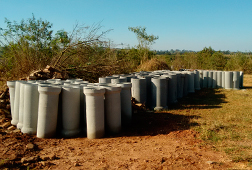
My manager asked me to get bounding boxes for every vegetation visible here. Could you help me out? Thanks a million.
[1,15,252,167]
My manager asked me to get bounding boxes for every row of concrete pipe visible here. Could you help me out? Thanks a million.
[7,70,243,139]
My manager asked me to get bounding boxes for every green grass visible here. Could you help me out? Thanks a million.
[168,74,252,167]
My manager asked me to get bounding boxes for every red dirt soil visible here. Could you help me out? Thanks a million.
[0,89,248,169]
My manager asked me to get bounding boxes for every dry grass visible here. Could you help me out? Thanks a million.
[166,74,252,166]
[136,58,170,72]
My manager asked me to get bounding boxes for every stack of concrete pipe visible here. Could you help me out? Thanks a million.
[7,79,132,139]
[6,70,243,139]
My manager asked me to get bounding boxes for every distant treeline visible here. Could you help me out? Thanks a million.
[154,47,252,74]
[155,49,252,55]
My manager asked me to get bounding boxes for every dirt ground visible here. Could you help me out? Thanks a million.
[0,88,249,169]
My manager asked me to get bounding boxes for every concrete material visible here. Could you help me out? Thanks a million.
[175,72,183,99]
[212,71,217,88]
[161,75,170,105]
[139,75,152,109]
[121,75,137,82]
[103,86,121,134]
[225,71,233,89]
[79,84,88,133]
[17,81,27,129]
[188,71,195,93]
[61,86,81,137]
[216,71,222,88]
[222,71,225,88]
[199,70,203,88]
[12,81,23,125]
[111,77,127,84]
[7,81,16,124]
[131,78,147,104]
[151,77,167,110]
[84,87,105,139]
[202,71,208,88]
[240,71,243,88]
[208,71,213,88]
[37,85,61,138]
[182,72,189,97]
[22,83,39,134]
[167,74,177,104]
[117,83,132,126]
[233,71,240,90]
[194,70,201,90]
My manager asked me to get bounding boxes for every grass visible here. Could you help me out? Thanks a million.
[167,74,252,166]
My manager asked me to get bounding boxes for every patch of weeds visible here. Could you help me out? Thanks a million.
[232,152,252,163]
[205,130,221,142]
[224,147,236,154]
[230,132,241,141]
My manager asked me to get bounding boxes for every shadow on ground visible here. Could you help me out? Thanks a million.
[111,88,227,138]
[170,88,227,110]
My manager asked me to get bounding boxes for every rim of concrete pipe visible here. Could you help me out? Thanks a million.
[38,85,62,93]
[116,82,132,88]
[84,86,105,95]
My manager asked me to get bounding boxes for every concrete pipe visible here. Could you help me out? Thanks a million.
[7,81,16,124]
[208,71,213,88]
[17,81,27,129]
[202,70,208,88]
[111,77,127,84]
[99,77,108,83]
[84,87,105,139]
[240,71,244,88]
[233,71,240,90]
[225,71,233,89]
[12,81,23,125]
[216,71,222,88]
[182,72,189,97]
[79,84,88,134]
[22,83,39,134]
[139,75,152,109]
[175,72,183,99]
[199,70,203,88]
[188,71,195,93]
[167,74,177,104]
[212,71,217,88]
[194,70,201,90]
[161,75,170,105]
[131,78,147,104]
[151,77,168,110]
[121,75,137,82]
[222,71,225,88]
[103,85,121,134]
[61,86,81,137]
[117,83,132,126]
[37,85,61,138]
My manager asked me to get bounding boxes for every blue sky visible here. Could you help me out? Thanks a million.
[0,0,251,52]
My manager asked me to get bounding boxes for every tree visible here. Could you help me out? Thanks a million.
[128,26,158,63]
[128,26,159,49]
[0,14,58,77]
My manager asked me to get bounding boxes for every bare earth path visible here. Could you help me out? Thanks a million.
[0,86,249,169]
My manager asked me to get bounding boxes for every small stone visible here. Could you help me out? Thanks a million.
[7,125,16,130]
[40,161,46,166]
[41,154,56,161]
[1,122,11,128]
[21,156,39,163]
[6,104,10,110]
[26,143,34,150]
[206,161,216,164]
[0,118,5,123]
[13,129,21,133]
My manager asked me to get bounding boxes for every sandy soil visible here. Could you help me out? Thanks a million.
[0,88,248,169]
